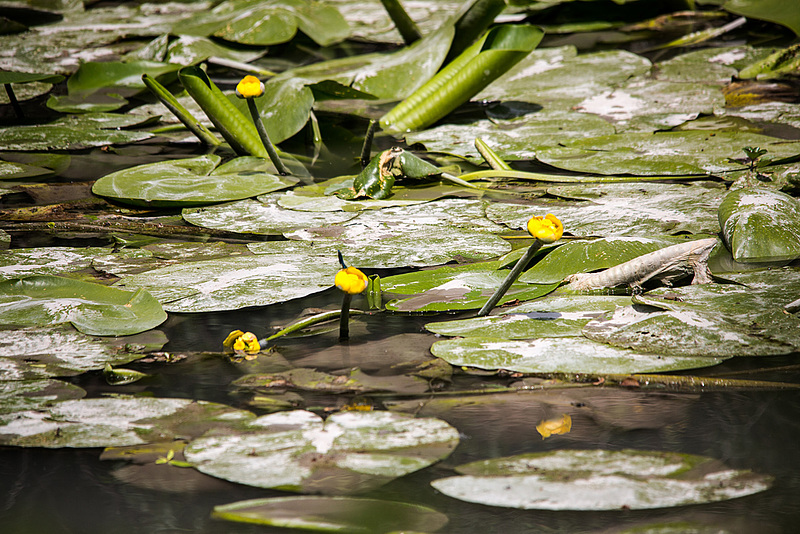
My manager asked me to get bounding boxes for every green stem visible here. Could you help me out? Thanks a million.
[475,138,511,171]
[246,98,290,176]
[477,239,543,316]
[340,292,353,341]
[378,0,422,45]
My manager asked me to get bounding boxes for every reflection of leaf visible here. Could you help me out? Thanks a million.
[213,496,450,532]
[536,414,572,439]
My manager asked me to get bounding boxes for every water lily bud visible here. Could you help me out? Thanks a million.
[527,213,563,243]
[235,75,265,99]
[335,266,369,295]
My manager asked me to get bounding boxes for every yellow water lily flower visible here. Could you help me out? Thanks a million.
[235,75,265,99]
[335,266,369,295]
[224,330,261,354]
[527,213,563,243]
[536,413,572,439]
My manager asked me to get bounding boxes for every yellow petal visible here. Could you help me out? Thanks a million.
[527,213,563,243]
[536,414,572,439]
[223,329,245,348]
[335,266,369,294]
[235,75,264,98]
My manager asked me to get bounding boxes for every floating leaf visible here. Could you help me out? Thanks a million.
[487,182,727,237]
[519,237,677,285]
[432,449,772,510]
[232,367,430,396]
[92,155,298,208]
[431,336,727,374]
[0,397,254,448]
[724,0,800,37]
[213,496,449,532]
[112,252,341,313]
[0,275,166,336]
[536,132,800,176]
[536,413,572,439]
[184,410,459,494]
[285,199,512,269]
[0,379,85,415]
[718,187,800,263]
[0,325,166,379]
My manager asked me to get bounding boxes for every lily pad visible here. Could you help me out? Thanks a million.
[285,199,512,269]
[0,397,254,448]
[213,496,449,532]
[112,252,341,313]
[536,132,800,176]
[718,187,800,263]
[0,379,85,415]
[232,367,431,396]
[431,449,772,510]
[0,325,166,379]
[724,0,800,37]
[0,246,148,280]
[430,336,727,374]
[182,196,357,236]
[184,409,459,494]
[486,182,727,237]
[92,155,298,208]
[0,119,152,151]
[0,275,167,336]
[519,237,678,284]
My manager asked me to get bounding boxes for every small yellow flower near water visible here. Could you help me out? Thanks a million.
[335,266,369,295]
[235,75,265,99]
[536,413,572,439]
[527,213,563,243]
[224,330,261,354]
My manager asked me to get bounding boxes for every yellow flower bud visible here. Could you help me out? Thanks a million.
[527,213,563,243]
[235,75,265,99]
[335,266,368,295]
[232,332,260,354]
[536,413,572,439]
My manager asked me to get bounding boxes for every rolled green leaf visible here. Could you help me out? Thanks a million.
[380,24,543,133]
[178,66,267,158]
[475,138,511,170]
[142,74,221,146]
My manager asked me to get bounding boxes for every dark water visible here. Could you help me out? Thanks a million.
[1,284,799,534]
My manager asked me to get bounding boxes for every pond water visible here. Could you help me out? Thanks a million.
[1,286,799,533]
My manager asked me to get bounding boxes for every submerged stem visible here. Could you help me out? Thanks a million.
[477,240,543,316]
[246,98,290,176]
[360,119,378,168]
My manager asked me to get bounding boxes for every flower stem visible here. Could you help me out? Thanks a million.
[360,119,378,168]
[477,240,543,316]
[4,84,23,119]
[246,98,290,176]
[339,293,353,341]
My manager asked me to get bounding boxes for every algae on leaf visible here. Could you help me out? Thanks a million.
[432,449,771,510]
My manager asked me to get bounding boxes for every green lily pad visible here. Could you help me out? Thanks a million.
[285,199,512,269]
[182,195,357,235]
[431,449,771,510]
[0,246,148,280]
[213,496,449,532]
[430,336,727,374]
[0,160,54,180]
[425,293,631,338]
[477,47,652,108]
[724,0,800,37]
[165,35,264,65]
[0,275,167,336]
[0,120,152,151]
[718,187,800,263]
[487,182,727,237]
[536,132,800,176]
[0,379,85,415]
[92,155,298,208]
[184,410,459,494]
[406,106,616,161]
[519,237,679,284]
[0,325,166,379]
[112,252,341,313]
[0,397,254,448]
